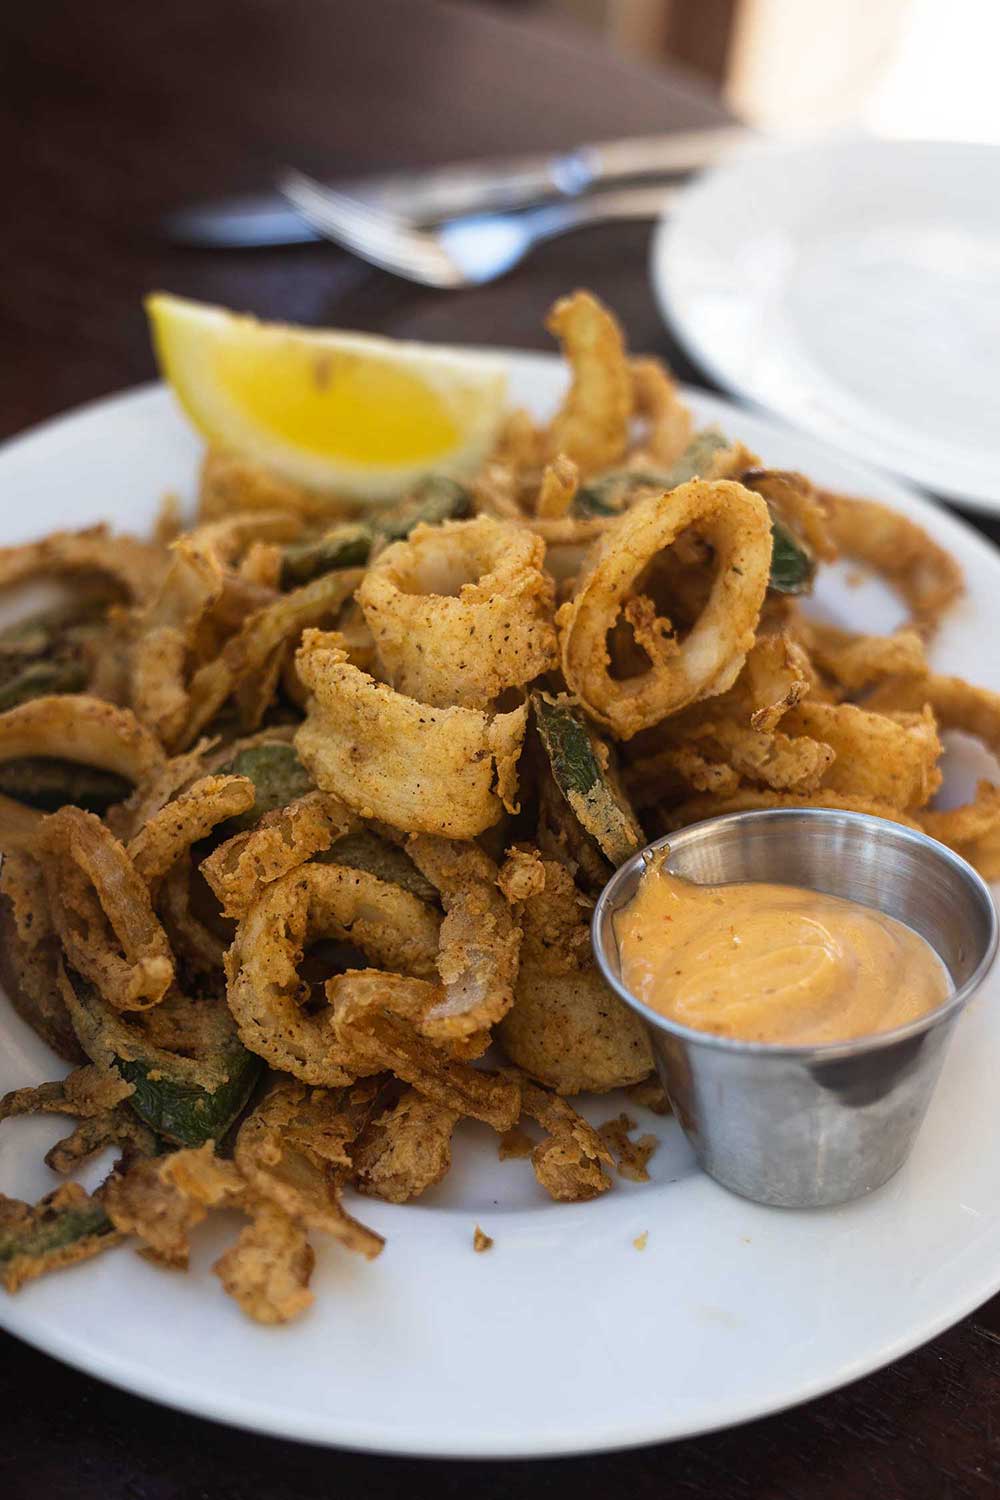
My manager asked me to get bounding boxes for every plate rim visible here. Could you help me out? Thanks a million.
[2,366,1000,1457]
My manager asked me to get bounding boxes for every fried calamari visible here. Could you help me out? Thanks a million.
[0,285,990,1325]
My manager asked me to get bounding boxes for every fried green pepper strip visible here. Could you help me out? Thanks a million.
[320,828,439,905]
[0,1184,119,1293]
[0,757,131,814]
[279,523,373,589]
[574,430,732,517]
[767,518,815,594]
[216,743,315,834]
[277,479,471,590]
[375,476,471,541]
[532,692,643,867]
[0,658,89,713]
[61,973,264,1149]
[0,599,112,712]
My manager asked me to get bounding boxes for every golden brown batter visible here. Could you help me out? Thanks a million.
[614,864,951,1044]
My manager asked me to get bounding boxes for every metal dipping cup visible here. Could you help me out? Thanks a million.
[592,810,998,1208]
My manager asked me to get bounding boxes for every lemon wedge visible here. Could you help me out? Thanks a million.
[147,293,508,503]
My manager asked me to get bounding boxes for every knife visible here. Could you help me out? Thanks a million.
[163,126,748,248]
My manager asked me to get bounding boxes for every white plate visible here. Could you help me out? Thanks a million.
[652,136,1000,514]
[1,362,1000,1459]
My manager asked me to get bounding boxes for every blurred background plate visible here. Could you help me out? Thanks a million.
[652,135,1000,514]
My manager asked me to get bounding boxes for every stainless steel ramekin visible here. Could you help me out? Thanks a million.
[592,809,998,1208]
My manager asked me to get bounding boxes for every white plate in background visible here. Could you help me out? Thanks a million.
[0,362,999,1456]
[652,136,1000,514]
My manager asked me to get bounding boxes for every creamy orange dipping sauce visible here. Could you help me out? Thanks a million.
[613,865,951,1045]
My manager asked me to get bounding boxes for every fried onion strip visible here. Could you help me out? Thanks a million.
[182,568,363,745]
[535,455,579,519]
[42,807,174,1011]
[225,862,440,1083]
[518,1078,614,1202]
[201,791,355,919]
[406,834,520,1037]
[234,1082,384,1258]
[628,357,693,466]
[103,1143,243,1269]
[213,1202,316,1325]
[795,619,928,696]
[199,449,340,524]
[782,701,941,811]
[352,1087,459,1202]
[661,788,924,833]
[159,855,229,975]
[329,991,520,1131]
[127,774,255,888]
[865,674,1000,875]
[0,793,46,852]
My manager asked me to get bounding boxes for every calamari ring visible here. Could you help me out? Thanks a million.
[544,291,631,475]
[0,695,164,785]
[628,357,693,467]
[794,619,927,696]
[0,526,167,602]
[866,674,1000,875]
[357,516,557,709]
[42,807,174,1011]
[556,480,772,738]
[782,701,941,812]
[822,492,963,636]
[294,631,527,838]
[225,862,441,1083]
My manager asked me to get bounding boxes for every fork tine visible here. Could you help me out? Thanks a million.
[278,169,462,287]
[280,173,418,260]
[283,183,454,283]
[282,172,401,235]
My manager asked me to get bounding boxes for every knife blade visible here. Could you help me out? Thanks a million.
[163,126,748,249]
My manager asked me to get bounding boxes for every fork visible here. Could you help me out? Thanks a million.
[278,169,679,288]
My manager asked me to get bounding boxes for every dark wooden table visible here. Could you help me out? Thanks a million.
[3,2,1000,1495]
